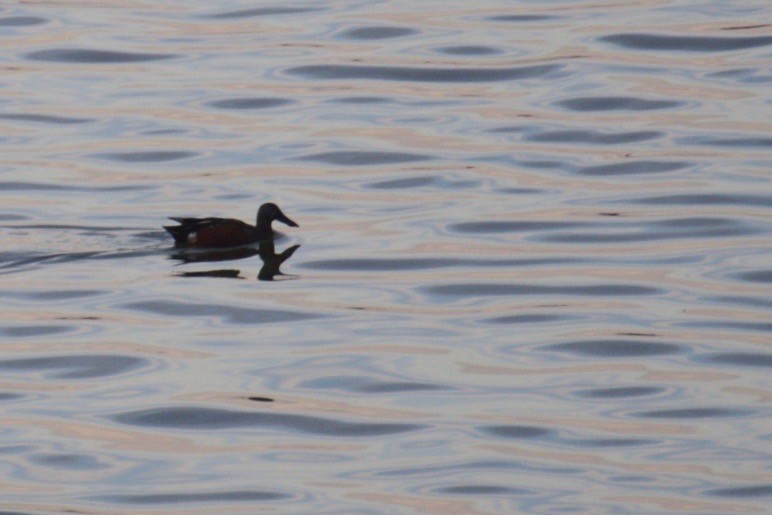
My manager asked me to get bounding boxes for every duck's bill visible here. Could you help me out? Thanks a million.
[277,213,299,227]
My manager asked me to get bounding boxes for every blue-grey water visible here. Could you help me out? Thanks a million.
[1,1,770,513]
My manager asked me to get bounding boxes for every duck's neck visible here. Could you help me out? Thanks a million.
[254,217,273,238]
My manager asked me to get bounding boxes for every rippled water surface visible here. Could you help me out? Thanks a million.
[1,1,770,513]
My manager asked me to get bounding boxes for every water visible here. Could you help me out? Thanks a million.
[1,1,770,512]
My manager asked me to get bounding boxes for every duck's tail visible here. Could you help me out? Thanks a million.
[163,224,189,245]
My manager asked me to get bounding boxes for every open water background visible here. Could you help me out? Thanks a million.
[1,1,770,513]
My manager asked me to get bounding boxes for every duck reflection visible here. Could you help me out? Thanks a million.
[172,240,300,281]
[178,269,243,279]
[257,240,300,281]
[172,246,259,264]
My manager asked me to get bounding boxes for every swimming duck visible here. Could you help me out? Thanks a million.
[164,202,298,248]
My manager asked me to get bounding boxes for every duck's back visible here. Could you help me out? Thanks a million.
[164,217,256,247]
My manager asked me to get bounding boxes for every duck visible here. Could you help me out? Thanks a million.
[164,202,298,248]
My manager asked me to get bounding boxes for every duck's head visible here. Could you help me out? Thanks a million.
[257,203,299,229]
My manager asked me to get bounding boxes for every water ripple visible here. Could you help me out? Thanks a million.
[570,438,655,448]
[707,67,772,84]
[683,320,772,332]
[545,339,681,357]
[424,283,660,297]
[734,270,772,283]
[299,375,446,393]
[636,407,754,419]
[577,160,690,176]
[701,353,772,368]
[574,386,665,399]
[600,33,772,52]
[287,64,561,82]
[0,355,146,379]
[679,135,772,148]
[329,96,392,104]
[482,425,552,438]
[122,300,319,325]
[487,15,557,22]
[0,113,92,124]
[437,485,530,495]
[451,221,582,233]
[340,26,417,40]
[204,7,322,19]
[300,151,431,166]
[0,181,151,192]
[526,129,661,144]
[557,96,683,111]
[98,490,291,504]
[114,407,424,436]
[0,16,47,27]
[302,257,573,271]
[1,325,72,337]
[708,296,772,309]
[26,48,177,63]
[437,46,502,56]
[207,98,293,110]
[94,151,197,163]
[30,453,108,470]
[485,314,569,325]
[632,193,772,207]
[707,485,772,498]
[366,175,478,190]
[541,217,756,243]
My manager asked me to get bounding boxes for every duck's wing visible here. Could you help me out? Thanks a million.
[164,217,257,247]
[164,217,225,245]
[167,217,231,228]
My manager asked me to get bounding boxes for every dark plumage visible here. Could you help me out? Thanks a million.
[164,202,298,248]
